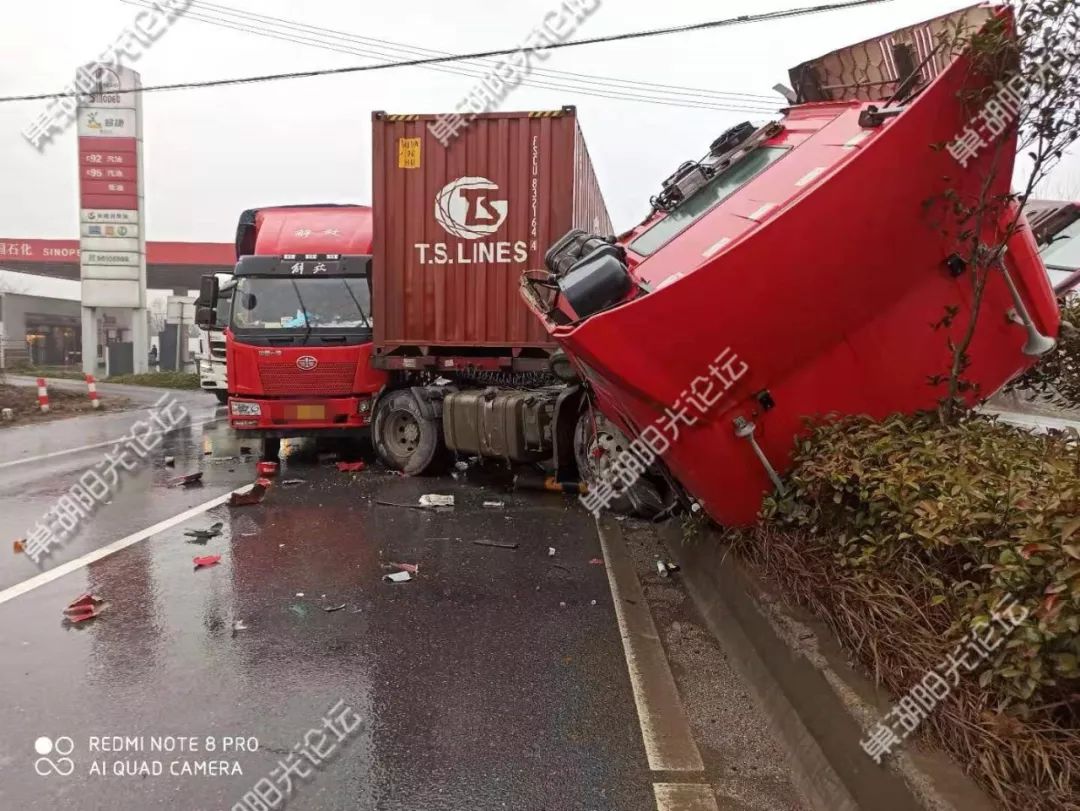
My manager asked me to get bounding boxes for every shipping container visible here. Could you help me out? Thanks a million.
[371,106,611,366]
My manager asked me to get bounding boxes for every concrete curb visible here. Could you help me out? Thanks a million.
[657,521,997,811]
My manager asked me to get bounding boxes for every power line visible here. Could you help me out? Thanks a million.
[0,0,893,103]
[162,0,784,105]
[118,0,781,114]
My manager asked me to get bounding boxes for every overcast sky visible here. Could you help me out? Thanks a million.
[1,0,1077,243]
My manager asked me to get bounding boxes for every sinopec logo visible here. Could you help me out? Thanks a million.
[296,356,318,371]
[434,177,508,239]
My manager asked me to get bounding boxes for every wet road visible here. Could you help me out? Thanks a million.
[0,386,804,811]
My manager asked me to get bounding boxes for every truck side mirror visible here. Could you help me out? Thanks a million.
[195,275,219,328]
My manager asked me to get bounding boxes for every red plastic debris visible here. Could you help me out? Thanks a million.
[588,558,604,566]
[336,461,366,472]
[167,472,204,487]
[63,593,105,623]
[229,478,271,507]
[193,555,221,569]
[256,461,279,477]
[13,539,24,554]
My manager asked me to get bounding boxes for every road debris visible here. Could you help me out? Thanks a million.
[472,539,518,550]
[193,555,221,569]
[337,461,366,472]
[482,500,505,508]
[256,461,279,477]
[376,499,449,511]
[184,521,224,543]
[63,593,105,623]
[323,603,347,613]
[656,560,680,578]
[387,562,420,574]
[513,472,587,494]
[280,478,306,487]
[383,571,413,584]
[548,547,556,557]
[230,478,271,507]
[232,620,249,633]
[296,592,305,597]
[167,471,204,487]
[13,539,24,554]
[589,558,604,566]
[163,456,175,467]
[419,494,454,508]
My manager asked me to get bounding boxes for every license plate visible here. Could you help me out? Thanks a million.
[290,405,326,420]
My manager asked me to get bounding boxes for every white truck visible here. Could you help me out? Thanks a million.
[196,273,234,403]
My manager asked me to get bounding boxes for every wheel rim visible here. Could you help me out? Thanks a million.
[383,409,422,458]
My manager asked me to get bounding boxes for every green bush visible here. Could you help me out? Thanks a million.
[762,412,1080,710]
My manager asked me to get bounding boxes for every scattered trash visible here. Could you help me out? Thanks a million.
[588,558,604,566]
[656,560,680,578]
[419,494,454,508]
[559,601,567,608]
[163,456,175,467]
[63,593,105,623]
[296,592,305,597]
[193,555,221,569]
[454,460,469,471]
[590,599,597,606]
[375,498,449,511]
[472,539,518,550]
[482,500,505,508]
[323,603,346,613]
[279,543,285,548]
[232,620,248,633]
[256,461,279,477]
[230,478,271,507]
[167,471,204,487]
[387,562,420,574]
[281,478,306,487]
[184,521,224,543]
[513,472,587,493]
[337,461,366,472]
[13,539,24,554]
[547,547,556,557]
[383,571,413,583]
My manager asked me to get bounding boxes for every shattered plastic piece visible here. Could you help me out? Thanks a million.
[13,539,25,554]
[281,478,306,487]
[164,456,175,467]
[184,521,224,543]
[588,558,604,566]
[256,461,279,477]
[388,562,420,574]
[419,494,454,508]
[657,560,670,578]
[193,555,221,569]
[454,461,469,471]
[63,593,105,623]
[336,461,366,472]
[296,592,305,597]
[232,620,248,632]
[482,500,505,508]
[230,479,271,507]
[591,600,598,606]
[323,604,346,612]
[548,547,556,557]
[383,571,413,583]
[167,471,204,487]
[472,539,518,550]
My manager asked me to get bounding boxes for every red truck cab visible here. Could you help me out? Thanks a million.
[202,205,387,458]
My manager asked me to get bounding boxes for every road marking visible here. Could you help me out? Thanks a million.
[0,489,243,607]
[0,417,220,470]
[597,519,705,772]
[653,783,720,811]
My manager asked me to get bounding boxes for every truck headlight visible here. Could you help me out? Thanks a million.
[231,401,262,416]
[358,399,371,414]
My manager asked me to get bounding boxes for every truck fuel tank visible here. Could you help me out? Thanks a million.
[443,389,555,462]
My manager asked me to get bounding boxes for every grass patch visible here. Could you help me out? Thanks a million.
[106,372,201,389]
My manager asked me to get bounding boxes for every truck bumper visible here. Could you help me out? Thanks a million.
[228,396,373,437]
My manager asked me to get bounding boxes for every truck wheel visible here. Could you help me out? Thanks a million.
[214,390,228,404]
[372,389,447,475]
[574,410,665,518]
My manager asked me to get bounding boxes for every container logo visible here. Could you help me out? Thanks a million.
[296,355,318,371]
[434,176,508,239]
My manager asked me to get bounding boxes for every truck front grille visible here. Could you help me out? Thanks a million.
[257,360,356,396]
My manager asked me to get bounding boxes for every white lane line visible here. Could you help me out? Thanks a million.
[0,488,243,607]
[597,519,705,773]
[654,783,720,811]
[0,417,221,471]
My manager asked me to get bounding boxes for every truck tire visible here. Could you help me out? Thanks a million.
[574,409,665,518]
[214,390,228,404]
[372,389,447,475]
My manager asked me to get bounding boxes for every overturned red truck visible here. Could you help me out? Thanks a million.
[523,4,1060,524]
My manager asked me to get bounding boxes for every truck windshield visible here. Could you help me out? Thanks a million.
[630,146,789,257]
[232,277,372,331]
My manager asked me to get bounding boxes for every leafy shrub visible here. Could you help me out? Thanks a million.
[761,412,1080,710]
